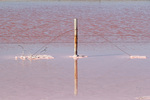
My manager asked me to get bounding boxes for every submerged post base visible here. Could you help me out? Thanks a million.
[69,55,88,59]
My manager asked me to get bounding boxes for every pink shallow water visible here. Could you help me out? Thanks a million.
[1,43,150,100]
[1,1,150,100]
[0,1,150,43]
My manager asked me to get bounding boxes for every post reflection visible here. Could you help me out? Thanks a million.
[74,58,78,96]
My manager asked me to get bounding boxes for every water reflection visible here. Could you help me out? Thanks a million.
[74,58,78,96]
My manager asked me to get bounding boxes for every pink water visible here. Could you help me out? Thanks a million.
[0,1,150,100]
[0,1,150,43]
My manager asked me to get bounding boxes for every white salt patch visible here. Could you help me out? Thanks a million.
[15,55,54,60]
[130,56,147,59]
[135,96,150,100]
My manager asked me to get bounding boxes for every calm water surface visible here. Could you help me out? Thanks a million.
[0,1,150,100]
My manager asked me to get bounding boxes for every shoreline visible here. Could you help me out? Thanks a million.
[0,0,150,2]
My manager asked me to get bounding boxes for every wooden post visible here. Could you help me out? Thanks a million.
[74,58,78,95]
[74,18,78,57]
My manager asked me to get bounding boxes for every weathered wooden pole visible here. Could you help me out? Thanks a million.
[74,58,78,95]
[74,18,78,57]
